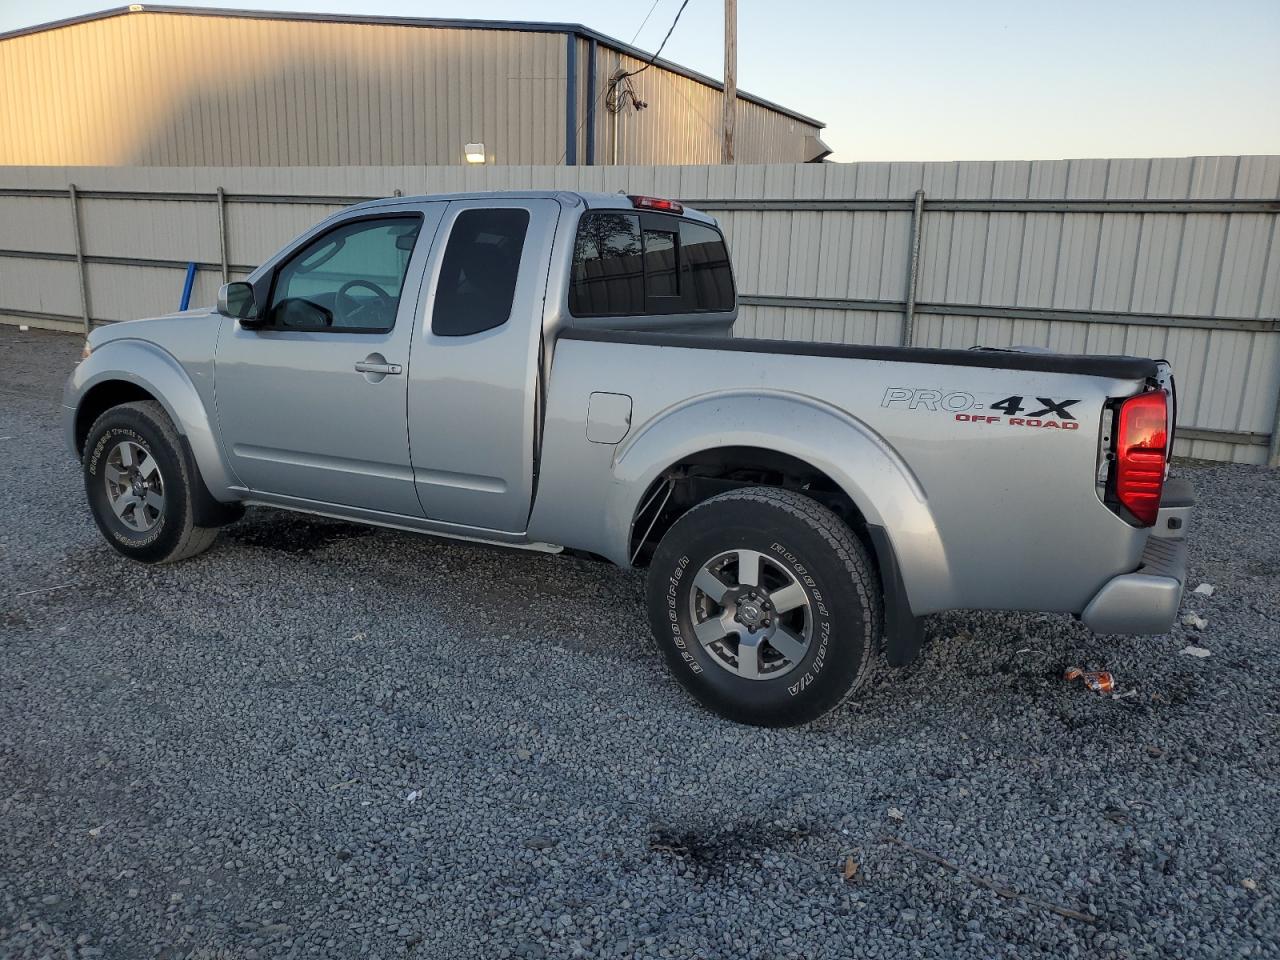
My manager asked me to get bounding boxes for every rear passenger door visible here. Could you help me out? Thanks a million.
[407,199,560,533]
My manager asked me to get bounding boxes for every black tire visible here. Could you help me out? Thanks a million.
[83,400,221,564]
[645,486,882,727]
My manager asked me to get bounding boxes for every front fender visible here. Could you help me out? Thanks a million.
[64,338,239,497]
[607,390,955,615]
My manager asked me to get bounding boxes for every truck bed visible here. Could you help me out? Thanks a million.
[531,329,1160,618]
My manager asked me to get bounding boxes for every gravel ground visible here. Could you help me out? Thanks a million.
[1,327,1277,960]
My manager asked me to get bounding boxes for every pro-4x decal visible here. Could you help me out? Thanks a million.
[881,387,1083,432]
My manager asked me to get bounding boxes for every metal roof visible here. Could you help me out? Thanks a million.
[0,4,824,129]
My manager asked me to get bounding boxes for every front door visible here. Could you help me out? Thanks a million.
[215,205,444,516]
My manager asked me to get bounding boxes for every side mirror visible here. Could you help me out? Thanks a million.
[217,281,261,324]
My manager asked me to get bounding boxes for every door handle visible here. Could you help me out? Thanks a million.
[354,359,402,375]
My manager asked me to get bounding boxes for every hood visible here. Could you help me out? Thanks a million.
[88,306,218,348]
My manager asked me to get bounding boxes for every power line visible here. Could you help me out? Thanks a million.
[628,0,664,44]
[615,0,692,82]
[556,0,694,165]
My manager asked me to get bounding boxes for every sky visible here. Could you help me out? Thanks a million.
[1,0,1277,163]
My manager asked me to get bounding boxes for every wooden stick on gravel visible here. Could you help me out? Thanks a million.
[882,835,1098,924]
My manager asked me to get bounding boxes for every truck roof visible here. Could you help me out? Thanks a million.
[347,191,719,225]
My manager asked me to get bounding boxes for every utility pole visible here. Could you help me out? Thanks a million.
[721,0,736,164]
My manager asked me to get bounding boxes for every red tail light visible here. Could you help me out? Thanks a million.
[629,195,683,214]
[1114,390,1168,526]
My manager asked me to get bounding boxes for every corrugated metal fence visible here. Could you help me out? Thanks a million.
[1,158,1277,464]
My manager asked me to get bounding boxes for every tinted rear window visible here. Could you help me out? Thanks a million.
[432,208,530,337]
[569,212,734,317]
[570,213,643,316]
[680,220,734,312]
[642,227,679,298]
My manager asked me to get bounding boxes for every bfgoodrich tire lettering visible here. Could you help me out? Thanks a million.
[645,486,883,727]
[83,400,221,564]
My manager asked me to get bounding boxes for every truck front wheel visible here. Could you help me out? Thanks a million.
[645,486,882,727]
[83,400,223,564]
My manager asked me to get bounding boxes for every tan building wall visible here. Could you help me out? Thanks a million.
[581,42,823,165]
[0,7,825,167]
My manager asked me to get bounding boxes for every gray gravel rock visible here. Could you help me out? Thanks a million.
[1,329,1277,958]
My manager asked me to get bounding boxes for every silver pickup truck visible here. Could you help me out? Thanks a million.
[64,190,1193,726]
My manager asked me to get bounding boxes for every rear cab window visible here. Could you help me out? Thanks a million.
[569,210,734,318]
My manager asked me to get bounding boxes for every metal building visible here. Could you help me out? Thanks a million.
[0,4,829,167]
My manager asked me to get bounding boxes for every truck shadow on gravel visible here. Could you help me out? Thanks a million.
[223,511,373,553]
[215,508,653,661]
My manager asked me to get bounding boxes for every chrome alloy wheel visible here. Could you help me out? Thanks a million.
[103,439,165,532]
[688,548,813,681]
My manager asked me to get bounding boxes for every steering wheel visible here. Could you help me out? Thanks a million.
[335,279,394,326]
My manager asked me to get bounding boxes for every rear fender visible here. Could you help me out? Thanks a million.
[65,338,238,498]
[607,390,954,616]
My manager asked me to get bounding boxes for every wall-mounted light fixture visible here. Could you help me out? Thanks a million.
[464,142,486,164]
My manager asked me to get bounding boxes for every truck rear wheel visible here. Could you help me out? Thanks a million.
[83,400,222,564]
[645,486,882,727]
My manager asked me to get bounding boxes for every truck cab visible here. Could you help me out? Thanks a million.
[208,192,731,536]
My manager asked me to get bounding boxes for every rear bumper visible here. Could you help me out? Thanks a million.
[1080,480,1194,635]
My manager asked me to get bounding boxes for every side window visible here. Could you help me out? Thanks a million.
[569,212,735,317]
[267,216,422,332]
[569,212,643,317]
[431,208,531,337]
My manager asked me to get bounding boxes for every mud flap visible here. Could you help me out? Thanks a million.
[866,524,926,666]
[179,434,245,528]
